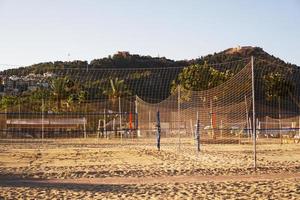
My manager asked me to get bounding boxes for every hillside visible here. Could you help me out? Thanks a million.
[1,47,298,75]
[0,47,299,116]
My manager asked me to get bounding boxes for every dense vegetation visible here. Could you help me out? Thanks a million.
[1,47,299,115]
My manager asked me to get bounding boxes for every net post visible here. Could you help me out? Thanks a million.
[104,109,107,139]
[113,118,115,134]
[196,111,200,152]
[18,101,21,138]
[42,98,44,143]
[83,117,87,139]
[210,99,215,139]
[278,97,282,145]
[177,86,181,151]
[251,56,257,170]
[156,110,161,151]
[135,95,139,137]
[97,119,100,139]
[119,97,122,141]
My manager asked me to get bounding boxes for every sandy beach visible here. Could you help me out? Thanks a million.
[0,138,299,199]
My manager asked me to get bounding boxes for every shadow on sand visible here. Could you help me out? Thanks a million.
[0,175,145,194]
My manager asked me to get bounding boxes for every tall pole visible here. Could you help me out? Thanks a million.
[18,101,21,137]
[196,111,200,152]
[251,56,257,170]
[156,110,161,151]
[119,97,122,129]
[42,98,44,143]
[5,108,8,140]
[104,109,107,139]
[210,99,214,139]
[178,86,181,128]
[278,97,282,144]
[119,97,122,140]
[135,96,139,137]
[178,86,181,151]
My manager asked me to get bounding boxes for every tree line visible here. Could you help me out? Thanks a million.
[0,47,299,115]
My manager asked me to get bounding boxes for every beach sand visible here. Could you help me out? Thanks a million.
[0,138,299,199]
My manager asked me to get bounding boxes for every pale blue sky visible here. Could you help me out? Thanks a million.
[0,0,300,69]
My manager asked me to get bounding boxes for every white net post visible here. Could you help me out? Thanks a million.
[278,97,282,144]
[209,99,215,140]
[119,97,122,141]
[42,98,44,143]
[5,108,9,144]
[251,56,257,170]
[18,101,21,138]
[104,109,107,139]
[135,96,139,137]
[196,111,200,152]
[177,86,181,151]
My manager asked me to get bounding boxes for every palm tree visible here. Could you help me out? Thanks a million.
[50,77,72,111]
[264,72,295,142]
[103,78,131,103]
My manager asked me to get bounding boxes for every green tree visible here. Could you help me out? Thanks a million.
[263,72,295,108]
[103,78,131,103]
[25,87,51,112]
[263,72,295,142]
[50,77,74,111]
[264,72,294,101]
[171,62,232,101]
[0,95,17,110]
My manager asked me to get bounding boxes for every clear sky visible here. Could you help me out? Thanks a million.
[0,0,300,69]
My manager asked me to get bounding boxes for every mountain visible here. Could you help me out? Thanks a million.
[2,47,298,76]
[1,47,299,115]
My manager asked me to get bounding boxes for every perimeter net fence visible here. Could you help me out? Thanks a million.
[0,57,299,169]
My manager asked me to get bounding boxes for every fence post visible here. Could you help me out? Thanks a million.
[278,97,282,145]
[210,99,214,139]
[83,117,87,139]
[195,111,200,152]
[42,99,44,142]
[135,96,139,137]
[156,110,161,151]
[119,97,122,141]
[251,56,257,170]
[178,86,181,151]
[104,109,107,139]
